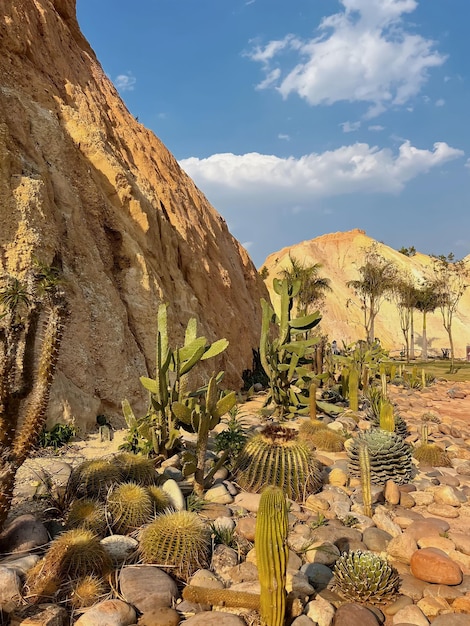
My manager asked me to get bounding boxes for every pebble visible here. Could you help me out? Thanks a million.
[404,519,449,541]
[386,533,418,564]
[385,480,401,505]
[74,600,136,626]
[233,492,260,512]
[305,594,335,626]
[304,541,340,566]
[0,514,49,554]
[301,562,334,589]
[449,533,470,556]
[161,479,185,510]
[416,595,451,618]
[204,484,234,504]
[137,607,181,625]
[426,502,460,518]
[410,547,463,585]
[235,516,256,541]
[100,535,138,565]
[0,565,22,612]
[362,527,392,552]
[119,565,178,611]
[333,602,381,626]
[431,615,470,625]
[9,604,68,626]
[392,604,430,625]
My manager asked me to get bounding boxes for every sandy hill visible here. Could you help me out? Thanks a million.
[262,229,470,359]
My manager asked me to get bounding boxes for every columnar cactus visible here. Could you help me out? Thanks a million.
[348,367,359,412]
[358,440,372,517]
[255,486,288,626]
[379,401,395,432]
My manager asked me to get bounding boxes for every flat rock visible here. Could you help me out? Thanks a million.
[430,615,470,625]
[137,607,180,625]
[404,519,449,541]
[392,604,430,625]
[410,547,463,585]
[181,612,245,625]
[233,492,261,512]
[333,602,380,626]
[119,565,178,611]
[0,515,49,555]
[387,533,418,564]
[301,562,334,590]
[9,604,68,626]
[0,565,22,612]
[362,527,392,552]
[74,600,136,626]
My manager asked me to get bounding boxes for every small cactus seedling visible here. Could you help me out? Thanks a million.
[413,443,453,468]
[106,482,153,533]
[305,429,345,452]
[139,510,211,581]
[358,440,372,517]
[68,575,109,609]
[147,485,172,513]
[65,499,107,536]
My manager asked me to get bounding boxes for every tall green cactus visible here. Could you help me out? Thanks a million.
[358,440,373,517]
[348,367,359,412]
[122,303,229,458]
[260,279,321,418]
[379,401,395,432]
[255,486,288,626]
[172,374,236,495]
[0,262,68,530]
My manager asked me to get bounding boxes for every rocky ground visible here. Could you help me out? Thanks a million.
[1,380,470,625]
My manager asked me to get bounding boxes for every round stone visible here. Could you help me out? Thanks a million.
[410,547,463,585]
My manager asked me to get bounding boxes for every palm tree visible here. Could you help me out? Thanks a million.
[279,254,332,317]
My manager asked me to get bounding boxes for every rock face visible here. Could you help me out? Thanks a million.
[262,229,470,358]
[0,0,267,431]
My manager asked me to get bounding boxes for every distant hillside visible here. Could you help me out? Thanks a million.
[261,229,470,359]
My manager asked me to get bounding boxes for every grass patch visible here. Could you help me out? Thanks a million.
[391,359,470,383]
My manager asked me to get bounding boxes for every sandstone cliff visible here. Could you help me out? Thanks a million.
[0,0,267,431]
[262,229,470,360]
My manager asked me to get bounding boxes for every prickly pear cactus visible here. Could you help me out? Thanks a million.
[333,550,400,604]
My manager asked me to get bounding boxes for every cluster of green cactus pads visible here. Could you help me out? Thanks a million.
[235,425,323,501]
[333,550,400,604]
[348,429,413,485]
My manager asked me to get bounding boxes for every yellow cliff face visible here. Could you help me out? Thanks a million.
[262,229,470,359]
[0,0,267,430]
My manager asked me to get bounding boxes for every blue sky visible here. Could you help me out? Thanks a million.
[76,0,470,267]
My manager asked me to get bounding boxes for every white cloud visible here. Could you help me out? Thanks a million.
[180,141,463,208]
[278,133,290,141]
[114,72,136,92]
[246,0,446,117]
[341,121,361,133]
[465,158,470,169]
[435,98,445,107]
[368,124,385,131]
[242,241,254,249]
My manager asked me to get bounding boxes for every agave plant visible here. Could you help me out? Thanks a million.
[333,550,400,604]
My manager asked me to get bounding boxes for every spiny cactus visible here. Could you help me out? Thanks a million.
[147,485,172,513]
[256,486,288,626]
[348,367,359,412]
[113,452,157,485]
[106,482,153,533]
[305,429,345,452]
[68,575,109,609]
[348,429,413,485]
[65,499,107,535]
[333,550,400,604]
[298,419,328,438]
[234,425,323,502]
[26,529,111,601]
[68,459,121,500]
[413,443,453,468]
[139,510,211,581]
[379,401,395,432]
[358,441,372,517]
[0,262,68,530]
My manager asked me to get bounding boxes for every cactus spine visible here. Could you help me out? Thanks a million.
[255,486,288,626]
[359,440,373,517]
